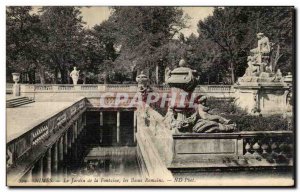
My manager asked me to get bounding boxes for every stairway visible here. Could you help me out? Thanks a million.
[6,97,35,108]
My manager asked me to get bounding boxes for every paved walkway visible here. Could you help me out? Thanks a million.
[6,99,80,143]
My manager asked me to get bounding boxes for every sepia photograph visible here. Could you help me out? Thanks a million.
[5,5,295,187]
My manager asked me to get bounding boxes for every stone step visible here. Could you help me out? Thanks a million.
[7,101,35,108]
[6,99,30,105]
[7,99,33,105]
[6,97,35,108]
[6,97,28,102]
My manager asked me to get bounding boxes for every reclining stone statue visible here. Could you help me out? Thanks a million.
[192,96,236,133]
[166,96,236,133]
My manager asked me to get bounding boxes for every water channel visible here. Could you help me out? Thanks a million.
[62,110,141,179]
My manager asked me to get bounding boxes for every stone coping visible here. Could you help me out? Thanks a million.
[172,131,293,139]
[6,97,85,143]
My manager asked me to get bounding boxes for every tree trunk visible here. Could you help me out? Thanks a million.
[54,68,58,84]
[27,71,35,84]
[67,69,70,84]
[60,68,67,84]
[38,67,46,84]
[230,61,235,84]
[156,63,159,84]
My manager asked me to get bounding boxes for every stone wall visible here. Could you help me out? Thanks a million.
[234,82,292,114]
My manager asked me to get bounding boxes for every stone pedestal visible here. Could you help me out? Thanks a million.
[13,84,20,97]
[12,73,20,97]
[234,82,292,114]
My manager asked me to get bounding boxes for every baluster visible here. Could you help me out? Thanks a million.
[278,142,289,163]
[244,140,252,156]
[270,141,279,162]
[252,140,261,158]
[261,142,269,158]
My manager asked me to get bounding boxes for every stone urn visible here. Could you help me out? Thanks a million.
[165,59,199,111]
[136,71,151,101]
[12,73,20,84]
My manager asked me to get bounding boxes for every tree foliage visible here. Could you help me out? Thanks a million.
[6,6,294,84]
[195,7,293,84]
[6,6,46,83]
[107,7,189,80]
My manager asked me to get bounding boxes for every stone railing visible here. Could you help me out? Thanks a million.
[171,131,293,169]
[138,105,293,172]
[15,84,234,93]
[6,83,13,94]
[240,131,293,163]
[13,84,234,101]
[136,104,174,179]
[6,98,86,169]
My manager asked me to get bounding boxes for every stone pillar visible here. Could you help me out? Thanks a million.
[68,130,72,149]
[72,125,75,144]
[63,165,68,179]
[74,121,78,140]
[13,84,20,97]
[100,111,103,144]
[23,167,33,182]
[51,142,58,177]
[36,157,43,180]
[156,63,159,84]
[83,112,86,126]
[64,133,68,155]
[58,137,64,182]
[12,73,20,97]
[100,112,103,126]
[45,148,51,179]
[73,141,78,160]
[32,158,43,182]
[79,115,83,133]
[133,110,137,143]
[59,137,64,162]
[117,111,120,144]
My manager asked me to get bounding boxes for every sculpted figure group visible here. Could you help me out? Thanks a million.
[238,33,284,83]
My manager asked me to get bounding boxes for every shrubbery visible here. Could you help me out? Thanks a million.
[207,98,292,131]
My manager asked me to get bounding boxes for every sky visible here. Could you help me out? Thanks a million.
[32,6,214,37]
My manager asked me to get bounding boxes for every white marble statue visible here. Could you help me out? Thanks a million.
[70,67,80,85]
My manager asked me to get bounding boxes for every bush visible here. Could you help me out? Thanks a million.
[226,114,290,131]
[207,98,291,131]
[207,98,247,115]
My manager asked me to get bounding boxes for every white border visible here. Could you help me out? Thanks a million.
[0,1,298,191]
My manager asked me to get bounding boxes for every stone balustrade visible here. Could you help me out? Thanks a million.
[6,83,14,94]
[7,83,234,101]
[137,104,293,172]
[172,131,293,164]
[6,98,87,183]
[241,131,293,163]
[9,83,233,93]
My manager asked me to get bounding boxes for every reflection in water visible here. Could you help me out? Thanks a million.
[69,147,141,178]
[66,111,140,179]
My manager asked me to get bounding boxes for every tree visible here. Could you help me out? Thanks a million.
[107,7,189,82]
[197,7,294,84]
[39,6,86,83]
[6,6,46,83]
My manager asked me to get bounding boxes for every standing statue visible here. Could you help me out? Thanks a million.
[250,32,271,64]
[70,67,80,85]
[237,33,284,84]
